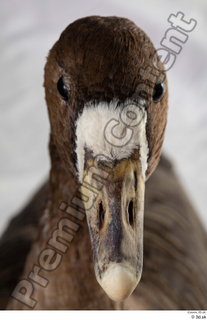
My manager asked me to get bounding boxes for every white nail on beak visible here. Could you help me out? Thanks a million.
[99,264,138,301]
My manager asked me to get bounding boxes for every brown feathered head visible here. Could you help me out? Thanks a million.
[44,16,168,301]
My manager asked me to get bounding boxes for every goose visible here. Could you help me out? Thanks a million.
[1,15,207,310]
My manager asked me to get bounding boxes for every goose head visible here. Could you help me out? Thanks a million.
[44,16,168,302]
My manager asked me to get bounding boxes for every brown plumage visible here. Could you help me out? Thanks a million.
[0,16,207,310]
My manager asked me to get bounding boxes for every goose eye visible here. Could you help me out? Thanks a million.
[153,79,165,103]
[57,76,69,101]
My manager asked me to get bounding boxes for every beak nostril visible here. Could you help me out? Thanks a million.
[98,201,105,229]
[128,200,134,226]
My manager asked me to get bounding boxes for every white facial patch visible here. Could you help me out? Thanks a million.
[75,99,148,182]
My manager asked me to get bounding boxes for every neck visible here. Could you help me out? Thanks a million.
[8,138,116,310]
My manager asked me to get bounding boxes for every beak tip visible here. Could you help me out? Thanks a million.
[99,264,138,301]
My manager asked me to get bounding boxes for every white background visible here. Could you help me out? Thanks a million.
[1,0,207,236]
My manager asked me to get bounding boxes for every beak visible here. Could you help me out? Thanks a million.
[80,152,145,301]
